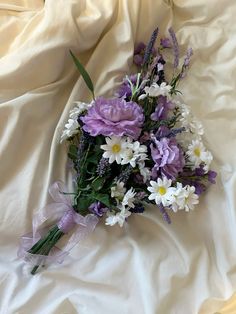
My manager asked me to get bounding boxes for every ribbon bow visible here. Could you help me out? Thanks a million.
[17,181,99,266]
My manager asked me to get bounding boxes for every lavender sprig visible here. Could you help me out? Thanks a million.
[142,27,159,67]
[77,131,93,167]
[118,165,133,183]
[180,47,193,79]
[168,27,179,68]
[156,127,186,140]
[97,157,110,176]
[159,204,171,224]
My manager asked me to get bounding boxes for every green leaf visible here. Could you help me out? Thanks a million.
[91,177,106,191]
[69,50,95,98]
[68,144,78,161]
[77,196,93,212]
[92,193,111,208]
[86,153,100,164]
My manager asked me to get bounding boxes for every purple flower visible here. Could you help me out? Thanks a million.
[133,42,146,66]
[195,165,205,176]
[89,202,108,217]
[180,47,194,79]
[195,166,217,184]
[160,38,172,48]
[182,180,206,195]
[116,74,137,99]
[129,204,145,213]
[81,97,144,139]
[168,27,179,68]
[184,47,193,67]
[97,157,110,176]
[142,27,159,66]
[155,125,185,140]
[151,96,175,121]
[208,170,217,184]
[193,182,206,195]
[151,137,185,180]
[159,203,171,224]
[133,41,156,66]
[134,173,145,184]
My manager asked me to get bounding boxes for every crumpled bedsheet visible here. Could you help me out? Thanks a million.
[0,0,236,313]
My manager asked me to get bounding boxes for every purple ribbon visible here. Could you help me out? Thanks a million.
[17,181,99,266]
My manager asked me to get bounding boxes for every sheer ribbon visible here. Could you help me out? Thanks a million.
[17,181,99,265]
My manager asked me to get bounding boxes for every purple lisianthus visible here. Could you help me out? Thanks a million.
[89,202,108,217]
[151,96,175,121]
[116,74,137,99]
[151,137,185,180]
[81,97,144,139]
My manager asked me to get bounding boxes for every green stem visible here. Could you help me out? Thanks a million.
[28,225,64,275]
[77,143,91,189]
[31,265,40,275]
[28,225,58,254]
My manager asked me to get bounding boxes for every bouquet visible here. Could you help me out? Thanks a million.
[18,27,217,274]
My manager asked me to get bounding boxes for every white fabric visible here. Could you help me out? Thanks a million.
[0,0,235,313]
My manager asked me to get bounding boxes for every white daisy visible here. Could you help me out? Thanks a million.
[189,118,204,137]
[121,148,136,167]
[122,188,136,208]
[132,141,148,154]
[111,181,126,200]
[201,150,213,172]
[139,82,172,100]
[105,207,131,227]
[121,140,147,167]
[187,139,213,170]
[178,103,204,137]
[147,177,176,207]
[69,101,92,119]
[179,104,192,127]
[60,118,79,143]
[172,183,199,212]
[101,136,128,164]
[171,182,187,212]
[138,161,151,183]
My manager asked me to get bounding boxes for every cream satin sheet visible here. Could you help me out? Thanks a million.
[0,1,235,313]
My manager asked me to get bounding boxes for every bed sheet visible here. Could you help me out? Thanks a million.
[0,1,236,313]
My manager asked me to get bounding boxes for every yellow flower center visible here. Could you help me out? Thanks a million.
[194,148,201,157]
[112,144,121,153]
[158,186,166,195]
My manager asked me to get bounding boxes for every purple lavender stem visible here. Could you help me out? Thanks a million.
[168,27,179,68]
[142,27,159,67]
[97,157,110,176]
[159,204,171,224]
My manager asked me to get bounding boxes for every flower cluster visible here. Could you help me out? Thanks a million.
[60,27,216,227]
[22,27,217,274]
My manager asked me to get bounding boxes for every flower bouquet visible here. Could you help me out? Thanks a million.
[18,27,217,274]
